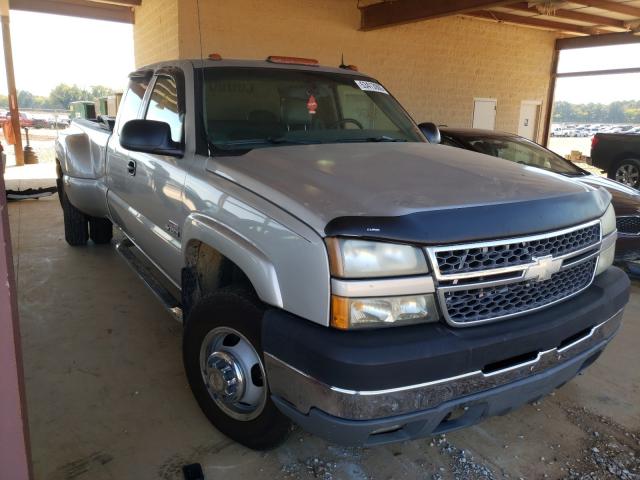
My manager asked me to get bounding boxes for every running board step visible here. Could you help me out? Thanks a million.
[116,238,183,323]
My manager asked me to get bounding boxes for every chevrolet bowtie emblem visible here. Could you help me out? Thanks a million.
[523,255,563,282]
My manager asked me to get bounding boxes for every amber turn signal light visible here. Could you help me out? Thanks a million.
[266,56,319,66]
[330,295,350,330]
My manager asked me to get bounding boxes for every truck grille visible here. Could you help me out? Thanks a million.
[443,258,597,325]
[427,221,602,326]
[434,223,600,275]
[616,216,640,235]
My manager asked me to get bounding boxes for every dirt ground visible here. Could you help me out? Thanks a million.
[547,137,594,160]
[6,195,640,480]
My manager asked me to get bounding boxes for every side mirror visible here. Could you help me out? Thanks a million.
[418,122,441,144]
[120,119,183,157]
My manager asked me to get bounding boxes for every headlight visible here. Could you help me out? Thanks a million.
[601,203,616,236]
[326,238,428,278]
[331,294,439,329]
[596,203,617,276]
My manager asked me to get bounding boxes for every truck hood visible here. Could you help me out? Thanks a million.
[208,143,610,243]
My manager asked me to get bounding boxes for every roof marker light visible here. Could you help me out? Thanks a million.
[266,56,319,66]
[208,53,222,61]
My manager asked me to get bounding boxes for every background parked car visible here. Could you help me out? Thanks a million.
[31,114,49,129]
[47,114,70,129]
[423,124,640,272]
[5,112,33,128]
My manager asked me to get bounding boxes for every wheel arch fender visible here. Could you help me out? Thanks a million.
[182,213,283,309]
[613,153,640,165]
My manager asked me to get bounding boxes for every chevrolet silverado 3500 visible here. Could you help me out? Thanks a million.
[55,56,629,449]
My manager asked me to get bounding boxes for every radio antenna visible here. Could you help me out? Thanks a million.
[195,0,211,156]
[339,52,347,69]
[196,0,204,63]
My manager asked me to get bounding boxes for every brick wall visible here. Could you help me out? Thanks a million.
[134,0,557,140]
[133,0,179,66]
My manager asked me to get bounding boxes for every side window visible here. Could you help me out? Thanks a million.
[145,76,183,143]
[117,77,149,134]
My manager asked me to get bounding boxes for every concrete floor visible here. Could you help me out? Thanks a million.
[8,195,640,480]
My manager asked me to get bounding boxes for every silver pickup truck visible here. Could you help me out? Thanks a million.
[55,56,629,450]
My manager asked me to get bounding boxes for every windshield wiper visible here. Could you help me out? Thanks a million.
[213,137,317,149]
[333,136,407,143]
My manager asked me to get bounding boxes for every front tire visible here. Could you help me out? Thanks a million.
[183,287,292,450]
[610,158,640,189]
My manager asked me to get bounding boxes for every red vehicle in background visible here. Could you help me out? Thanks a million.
[4,112,33,128]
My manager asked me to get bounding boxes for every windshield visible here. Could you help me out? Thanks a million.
[201,67,424,151]
[455,134,585,176]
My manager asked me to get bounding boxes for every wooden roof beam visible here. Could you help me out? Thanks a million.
[570,0,640,18]
[89,0,140,6]
[359,0,517,30]
[9,0,134,23]
[557,30,640,49]
[507,2,629,30]
[468,10,601,34]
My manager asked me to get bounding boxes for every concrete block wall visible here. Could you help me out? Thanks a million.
[133,0,179,66]
[133,0,557,140]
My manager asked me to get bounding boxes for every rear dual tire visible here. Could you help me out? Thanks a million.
[61,187,112,246]
[89,217,113,244]
[62,190,89,246]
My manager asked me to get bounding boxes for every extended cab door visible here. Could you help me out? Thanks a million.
[106,71,151,243]
[107,68,188,286]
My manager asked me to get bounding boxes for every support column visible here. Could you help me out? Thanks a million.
[1,0,24,166]
[542,47,559,147]
[0,174,32,478]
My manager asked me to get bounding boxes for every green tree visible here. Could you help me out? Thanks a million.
[552,100,640,123]
[17,90,35,108]
[607,102,626,123]
[552,101,573,122]
[90,85,114,99]
[49,83,91,109]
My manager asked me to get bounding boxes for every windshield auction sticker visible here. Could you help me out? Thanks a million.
[354,80,388,94]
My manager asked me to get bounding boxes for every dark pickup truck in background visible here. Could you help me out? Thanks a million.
[591,133,640,189]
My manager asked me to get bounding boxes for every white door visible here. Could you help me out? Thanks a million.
[472,98,497,130]
[518,101,542,141]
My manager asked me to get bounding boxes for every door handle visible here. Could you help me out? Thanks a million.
[127,160,137,176]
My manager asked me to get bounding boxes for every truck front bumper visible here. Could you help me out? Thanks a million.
[262,267,629,446]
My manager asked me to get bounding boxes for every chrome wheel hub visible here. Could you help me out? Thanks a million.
[206,351,245,402]
[199,327,267,421]
[615,164,640,187]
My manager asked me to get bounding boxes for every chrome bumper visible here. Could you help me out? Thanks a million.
[265,308,623,421]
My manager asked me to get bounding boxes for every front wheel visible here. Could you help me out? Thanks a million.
[183,287,292,450]
[610,159,640,189]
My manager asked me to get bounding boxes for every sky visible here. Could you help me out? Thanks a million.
[0,11,134,96]
[0,11,637,104]
[554,43,640,104]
